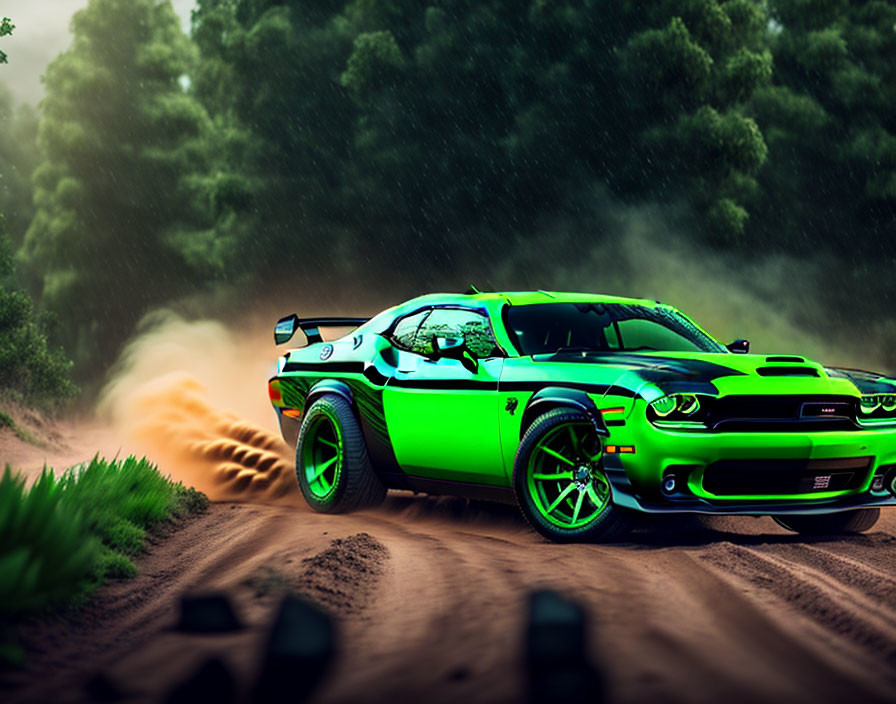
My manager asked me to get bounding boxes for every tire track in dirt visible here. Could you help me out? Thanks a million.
[8,495,896,704]
[318,512,530,704]
[763,541,896,607]
[808,532,896,573]
[700,541,896,672]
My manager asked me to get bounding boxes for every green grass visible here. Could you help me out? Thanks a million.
[0,456,208,665]
[0,409,45,447]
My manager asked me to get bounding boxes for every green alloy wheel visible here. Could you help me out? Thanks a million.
[514,409,631,542]
[773,508,880,535]
[296,394,386,513]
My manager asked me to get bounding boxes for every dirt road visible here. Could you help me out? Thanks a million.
[7,486,896,704]
[5,315,896,703]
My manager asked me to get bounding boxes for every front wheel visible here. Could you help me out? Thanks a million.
[513,409,632,542]
[773,508,880,535]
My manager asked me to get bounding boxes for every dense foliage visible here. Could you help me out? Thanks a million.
[0,86,39,248]
[751,0,896,260]
[0,220,77,405]
[1,0,894,383]
[21,0,212,372]
[0,457,207,664]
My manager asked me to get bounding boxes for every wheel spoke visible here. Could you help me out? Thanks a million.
[539,446,575,466]
[533,471,574,481]
[568,426,580,455]
[318,437,338,449]
[571,489,585,524]
[546,483,577,513]
[586,485,601,506]
[310,455,337,481]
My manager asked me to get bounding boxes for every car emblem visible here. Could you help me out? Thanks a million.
[505,397,518,415]
[813,475,831,490]
[320,344,334,360]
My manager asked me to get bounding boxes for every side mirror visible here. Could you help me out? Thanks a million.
[726,339,750,354]
[275,314,299,345]
[431,335,478,374]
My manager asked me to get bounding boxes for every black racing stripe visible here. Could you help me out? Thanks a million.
[388,378,499,391]
[500,381,637,398]
[281,361,639,397]
[605,420,626,427]
[283,360,393,388]
[282,361,364,373]
[539,352,746,383]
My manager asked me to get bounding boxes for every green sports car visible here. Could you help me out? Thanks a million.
[267,291,896,542]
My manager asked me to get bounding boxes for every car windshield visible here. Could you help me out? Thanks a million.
[506,302,726,355]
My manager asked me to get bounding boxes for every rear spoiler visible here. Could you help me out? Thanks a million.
[274,314,370,345]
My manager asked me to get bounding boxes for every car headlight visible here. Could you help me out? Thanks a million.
[859,394,896,421]
[647,393,710,426]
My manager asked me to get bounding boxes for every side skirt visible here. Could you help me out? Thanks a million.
[379,473,517,505]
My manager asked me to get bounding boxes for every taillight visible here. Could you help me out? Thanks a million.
[268,380,282,404]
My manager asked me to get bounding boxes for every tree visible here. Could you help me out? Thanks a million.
[0,217,77,405]
[191,0,359,280]
[189,0,775,284]
[748,0,896,264]
[337,1,772,247]
[22,0,214,373]
[0,84,39,249]
[0,16,13,65]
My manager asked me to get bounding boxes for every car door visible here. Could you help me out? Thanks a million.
[382,307,506,484]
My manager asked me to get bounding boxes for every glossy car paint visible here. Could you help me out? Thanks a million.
[269,291,896,515]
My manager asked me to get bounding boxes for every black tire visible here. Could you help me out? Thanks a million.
[513,408,632,543]
[296,394,386,513]
[773,508,880,535]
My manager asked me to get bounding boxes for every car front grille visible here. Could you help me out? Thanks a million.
[706,395,858,432]
[702,457,871,496]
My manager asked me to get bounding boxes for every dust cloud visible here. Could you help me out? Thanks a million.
[95,205,891,502]
[97,310,299,502]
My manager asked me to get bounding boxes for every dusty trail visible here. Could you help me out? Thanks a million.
[7,492,896,704]
[6,316,896,702]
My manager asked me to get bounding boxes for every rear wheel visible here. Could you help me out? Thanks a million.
[773,508,880,535]
[513,409,631,542]
[296,394,386,513]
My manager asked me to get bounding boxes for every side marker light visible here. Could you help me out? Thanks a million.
[604,445,635,454]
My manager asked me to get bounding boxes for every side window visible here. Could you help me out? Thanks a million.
[417,308,499,358]
[390,310,431,354]
[605,322,621,349]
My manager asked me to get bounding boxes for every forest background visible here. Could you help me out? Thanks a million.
[1,0,894,403]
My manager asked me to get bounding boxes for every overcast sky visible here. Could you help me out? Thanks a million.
[1,0,197,106]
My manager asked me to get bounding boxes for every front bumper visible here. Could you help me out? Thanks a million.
[605,413,896,514]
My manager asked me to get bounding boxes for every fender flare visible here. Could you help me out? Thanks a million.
[520,386,609,439]
[306,379,355,409]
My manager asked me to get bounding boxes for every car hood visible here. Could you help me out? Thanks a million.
[531,350,896,399]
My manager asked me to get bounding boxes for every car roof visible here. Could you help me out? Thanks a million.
[398,290,662,308]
